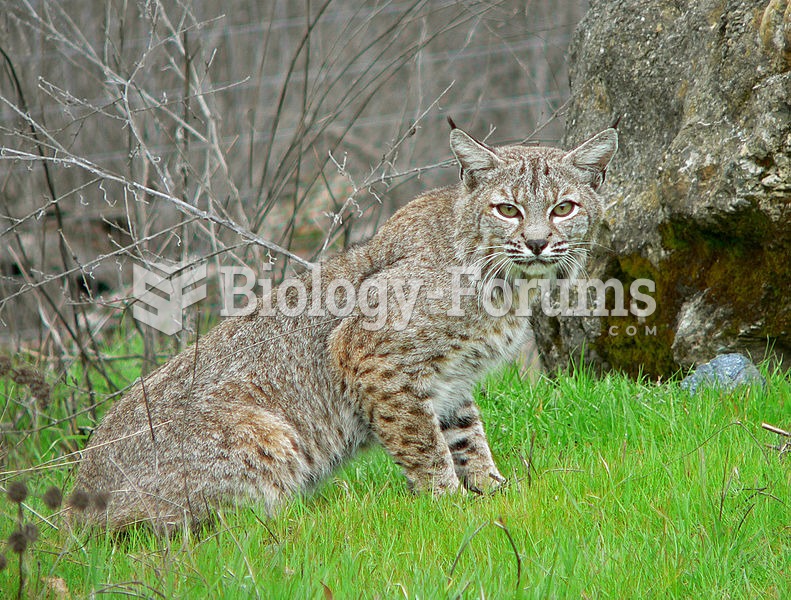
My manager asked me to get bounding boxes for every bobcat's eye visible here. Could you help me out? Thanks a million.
[494,203,520,219]
[551,201,577,219]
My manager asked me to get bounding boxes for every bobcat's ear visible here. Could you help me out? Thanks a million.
[563,128,618,190]
[449,124,501,189]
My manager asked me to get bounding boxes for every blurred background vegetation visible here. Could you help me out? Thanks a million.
[1,0,587,375]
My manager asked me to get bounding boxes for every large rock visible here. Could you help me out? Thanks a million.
[532,0,791,377]
[680,353,766,394]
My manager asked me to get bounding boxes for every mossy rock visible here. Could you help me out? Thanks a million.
[532,0,791,377]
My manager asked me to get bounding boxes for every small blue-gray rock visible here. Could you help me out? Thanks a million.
[681,353,766,394]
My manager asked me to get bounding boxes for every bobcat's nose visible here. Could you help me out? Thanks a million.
[524,239,549,256]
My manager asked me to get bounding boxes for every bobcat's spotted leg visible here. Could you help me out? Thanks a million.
[441,398,505,494]
[330,325,460,495]
[367,391,460,495]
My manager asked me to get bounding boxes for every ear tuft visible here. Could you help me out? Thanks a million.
[449,127,501,187]
[563,127,618,190]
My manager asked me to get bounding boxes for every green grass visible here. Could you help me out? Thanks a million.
[1,363,789,598]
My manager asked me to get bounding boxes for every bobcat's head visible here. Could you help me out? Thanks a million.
[449,122,617,282]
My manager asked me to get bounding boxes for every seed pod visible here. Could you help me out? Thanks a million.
[12,366,37,386]
[92,491,110,512]
[42,486,63,510]
[7,481,28,504]
[29,381,51,404]
[7,530,27,554]
[67,489,91,512]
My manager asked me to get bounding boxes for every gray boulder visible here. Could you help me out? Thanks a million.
[680,353,766,394]
[532,0,791,377]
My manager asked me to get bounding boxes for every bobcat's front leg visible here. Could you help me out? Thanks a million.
[331,320,460,494]
[365,386,460,494]
[441,399,505,493]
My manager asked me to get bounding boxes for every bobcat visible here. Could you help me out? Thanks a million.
[75,120,618,529]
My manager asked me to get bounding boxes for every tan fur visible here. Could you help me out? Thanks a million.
[75,124,617,529]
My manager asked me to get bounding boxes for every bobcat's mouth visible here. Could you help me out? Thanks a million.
[508,253,560,276]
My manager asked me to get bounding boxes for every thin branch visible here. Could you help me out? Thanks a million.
[761,422,790,437]
[0,146,313,270]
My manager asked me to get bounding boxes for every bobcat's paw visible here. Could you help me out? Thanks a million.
[410,468,460,496]
[463,469,506,495]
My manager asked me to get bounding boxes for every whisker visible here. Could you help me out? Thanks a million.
[478,254,511,309]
